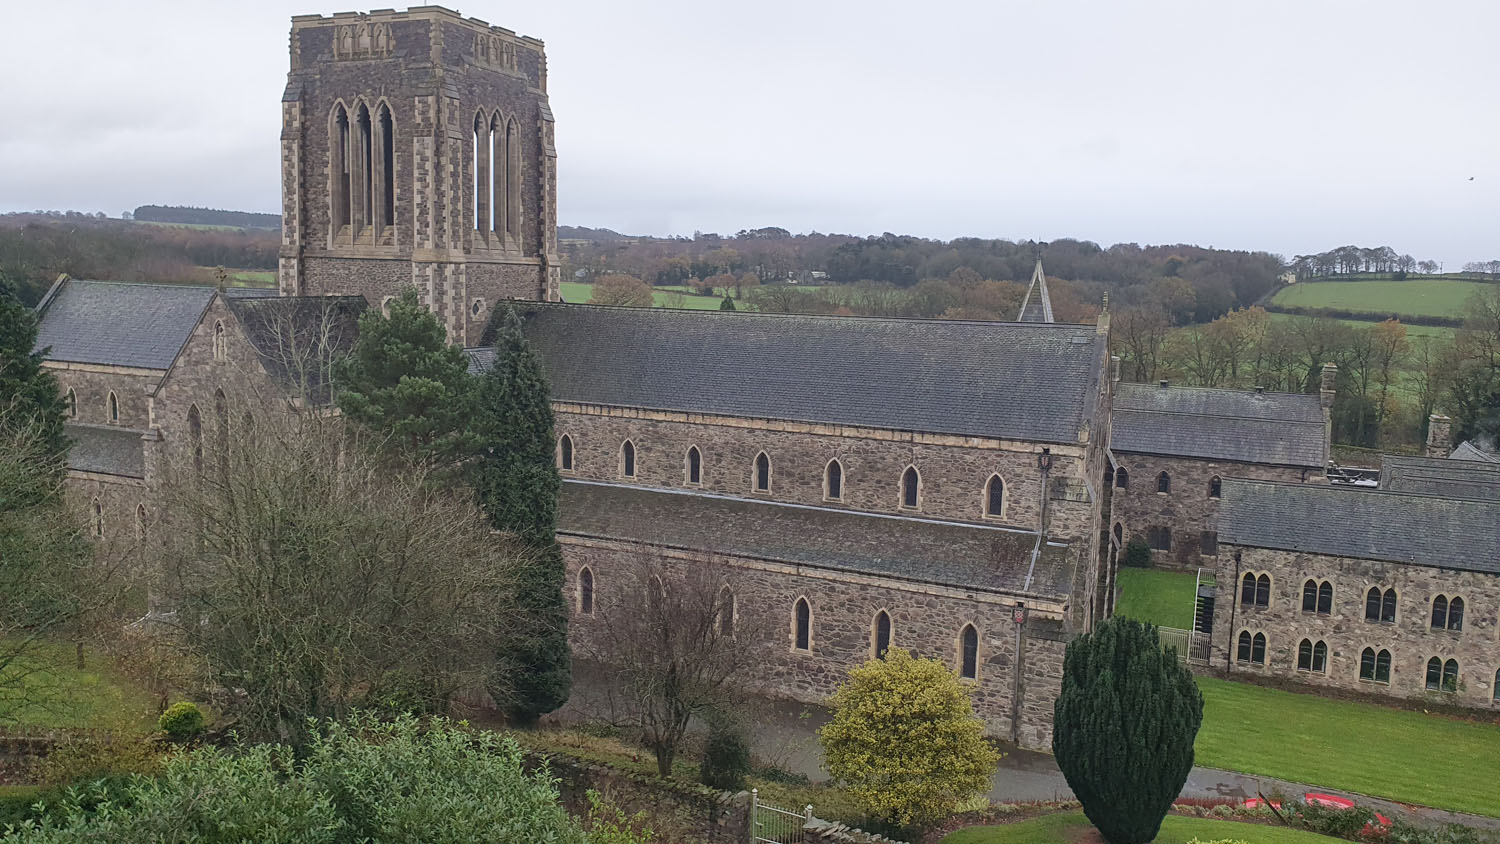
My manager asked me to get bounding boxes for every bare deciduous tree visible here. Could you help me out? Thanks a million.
[585,549,768,777]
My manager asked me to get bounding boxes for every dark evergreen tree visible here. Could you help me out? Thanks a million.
[719,295,736,311]
[473,306,570,722]
[1053,616,1203,844]
[0,276,67,468]
[334,287,478,467]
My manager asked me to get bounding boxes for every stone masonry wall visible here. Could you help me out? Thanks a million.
[1209,544,1500,708]
[46,366,158,429]
[562,537,1068,750]
[1110,452,1314,567]
[555,410,1096,542]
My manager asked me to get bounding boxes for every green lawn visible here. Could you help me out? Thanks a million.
[1264,311,1455,341]
[1271,280,1491,320]
[943,811,1340,844]
[0,641,157,732]
[559,281,735,310]
[1194,676,1500,817]
[1115,568,1198,630]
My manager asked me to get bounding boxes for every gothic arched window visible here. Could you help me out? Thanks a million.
[824,459,843,501]
[65,388,76,418]
[985,474,1005,517]
[213,321,227,363]
[473,111,491,233]
[620,440,635,478]
[107,391,119,424]
[1209,475,1222,499]
[1115,467,1129,489]
[872,610,892,660]
[793,598,811,651]
[558,434,573,471]
[754,452,770,492]
[1156,471,1171,494]
[718,586,735,638]
[577,567,594,616]
[377,102,394,230]
[901,466,919,509]
[332,103,351,229]
[686,446,702,485]
[959,624,979,680]
[187,404,203,473]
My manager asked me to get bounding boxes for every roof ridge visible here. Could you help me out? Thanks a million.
[1115,407,1326,424]
[1118,382,1317,400]
[71,279,218,292]
[531,300,1096,330]
[1224,476,1500,506]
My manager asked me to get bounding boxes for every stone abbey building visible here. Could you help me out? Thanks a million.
[28,5,1500,751]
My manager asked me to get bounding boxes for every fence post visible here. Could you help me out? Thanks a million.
[749,788,758,844]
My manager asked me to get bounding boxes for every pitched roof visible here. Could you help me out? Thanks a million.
[474,303,1105,444]
[34,280,216,370]
[1451,439,1498,464]
[1111,383,1326,467]
[557,480,1076,598]
[223,296,366,405]
[65,423,146,479]
[1379,454,1500,501]
[1218,478,1500,574]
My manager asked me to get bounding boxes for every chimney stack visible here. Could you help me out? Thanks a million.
[1109,355,1121,383]
[1426,415,1453,459]
[1159,379,1169,388]
[1319,362,1337,410]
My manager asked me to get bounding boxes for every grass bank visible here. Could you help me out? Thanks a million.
[942,811,1341,843]
[0,640,156,732]
[1194,676,1500,817]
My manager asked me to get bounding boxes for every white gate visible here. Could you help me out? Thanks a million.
[750,788,811,844]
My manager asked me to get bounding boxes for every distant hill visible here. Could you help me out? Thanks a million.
[557,225,636,243]
[133,205,281,230]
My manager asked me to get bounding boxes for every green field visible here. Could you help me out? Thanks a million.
[560,281,735,310]
[943,812,1340,844]
[1194,676,1500,817]
[1,641,157,732]
[1264,311,1454,340]
[1115,568,1198,629]
[1271,279,1491,320]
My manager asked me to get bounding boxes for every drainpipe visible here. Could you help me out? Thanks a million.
[1022,449,1052,594]
[1009,602,1027,746]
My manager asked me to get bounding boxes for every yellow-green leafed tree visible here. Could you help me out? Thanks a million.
[818,650,999,829]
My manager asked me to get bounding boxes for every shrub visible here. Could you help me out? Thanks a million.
[583,790,656,843]
[699,716,751,791]
[35,732,161,786]
[1122,537,1153,568]
[157,701,206,741]
[819,650,999,829]
[363,670,443,717]
[1053,616,1203,844]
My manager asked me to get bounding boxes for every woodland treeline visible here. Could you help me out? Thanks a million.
[130,205,281,228]
[0,213,277,305]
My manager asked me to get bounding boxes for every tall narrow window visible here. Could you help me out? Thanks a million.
[354,102,372,230]
[793,598,811,651]
[1236,630,1253,663]
[718,587,735,637]
[187,404,203,473]
[135,503,146,541]
[1381,588,1397,623]
[1312,640,1327,673]
[1447,597,1464,631]
[107,391,119,424]
[1431,595,1449,630]
[213,321,227,362]
[578,567,594,616]
[558,434,573,471]
[91,500,103,538]
[506,118,521,241]
[686,446,702,485]
[473,112,490,233]
[1318,581,1333,615]
[986,474,1005,517]
[1251,632,1266,665]
[214,389,229,474]
[901,466,919,509]
[1304,580,1325,613]
[620,440,635,478]
[332,104,351,229]
[1426,657,1443,691]
[1442,659,1459,692]
[1242,573,1257,606]
[1298,639,1314,671]
[824,459,843,501]
[65,388,76,418]
[1115,468,1129,489]
[1360,648,1377,681]
[377,103,394,229]
[1157,471,1171,494]
[959,624,979,680]
[1209,476,1222,499]
[873,611,892,660]
[491,113,505,238]
[1255,574,1270,607]
[754,452,770,492]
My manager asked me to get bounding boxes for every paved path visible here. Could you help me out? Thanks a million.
[551,669,1500,832]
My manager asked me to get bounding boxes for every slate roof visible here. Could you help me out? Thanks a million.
[1451,439,1498,464]
[65,423,146,479]
[1379,454,1500,501]
[1218,478,1500,574]
[557,480,1076,598]
[34,280,216,370]
[224,296,366,405]
[1111,383,1326,467]
[471,304,1106,445]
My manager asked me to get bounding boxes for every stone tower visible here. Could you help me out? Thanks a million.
[278,7,560,346]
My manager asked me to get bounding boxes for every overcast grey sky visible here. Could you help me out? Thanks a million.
[2,1,1495,265]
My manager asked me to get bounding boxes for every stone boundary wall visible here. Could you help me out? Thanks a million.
[804,818,909,843]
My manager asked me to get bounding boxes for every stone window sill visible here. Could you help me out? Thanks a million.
[1358,678,1390,687]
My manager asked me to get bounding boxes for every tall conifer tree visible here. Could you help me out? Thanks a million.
[0,276,67,467]
[1053,616,1203,844]
[334,287,478,467]
[474,306,570,722]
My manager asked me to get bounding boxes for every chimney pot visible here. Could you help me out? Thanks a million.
[1255,386,1264,394]
[1159,379,1169,388]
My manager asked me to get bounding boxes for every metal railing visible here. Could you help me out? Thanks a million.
[750,788,812,844]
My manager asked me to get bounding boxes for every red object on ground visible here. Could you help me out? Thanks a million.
[1241,793,1390,829]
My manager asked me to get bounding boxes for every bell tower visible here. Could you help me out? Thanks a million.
[279,7,561,345]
